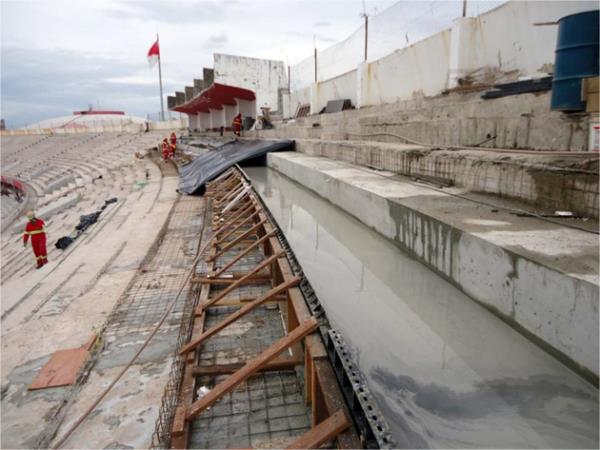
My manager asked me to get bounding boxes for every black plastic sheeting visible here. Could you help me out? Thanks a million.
[178,139,294,195]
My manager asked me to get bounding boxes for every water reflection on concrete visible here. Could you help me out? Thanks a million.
[246,167,599,449]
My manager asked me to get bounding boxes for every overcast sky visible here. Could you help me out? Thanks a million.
[1,0,496,127]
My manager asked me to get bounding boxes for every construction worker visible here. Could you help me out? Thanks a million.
[169,132,177,158]
[23,210,48,268]
[162,138,170,162]
[232,113,242,136]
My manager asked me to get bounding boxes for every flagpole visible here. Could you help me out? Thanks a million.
[157,33,165,121]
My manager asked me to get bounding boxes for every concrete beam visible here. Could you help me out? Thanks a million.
[167,96,177,109]
[193,79,204,96]
[203,68,214,87]
[185,86,195,102]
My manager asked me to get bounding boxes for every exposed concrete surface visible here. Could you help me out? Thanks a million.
[249,91,591,152]
[267,151,599,378]
[288,138,599,219]
[0,137,180,448]
[50,192,203,449]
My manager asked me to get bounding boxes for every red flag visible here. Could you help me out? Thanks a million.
[147,39,160,68]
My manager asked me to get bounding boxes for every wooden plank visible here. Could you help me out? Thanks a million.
[216,183,244,206]
[191,355,302,376]
[206,294,287,308]
[286,410,350,449]
[29,347,89,390]
[213,202,254,234]
[171,406,186,437]
[207,218,267,262]
[191,274,271,286]
[313,359,362,448]
[212,230,276,277]
[202,250,284,310]
[181,277,300,354]
[216,212,260,244]
[185,317,319,420]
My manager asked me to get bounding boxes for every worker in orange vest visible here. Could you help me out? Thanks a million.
[23,210,48,268]
[232,113,242,136]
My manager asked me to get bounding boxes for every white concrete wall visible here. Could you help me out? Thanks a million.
[289,0,503,91]
[450,1,597,84]
[289,86,311,115]
[237,99,256,118]
[289,0,597,113]
[360,30,451,107]
[213,53,287,115]
[313,70,358,112]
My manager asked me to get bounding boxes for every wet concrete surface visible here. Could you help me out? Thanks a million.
[246,167,599,449]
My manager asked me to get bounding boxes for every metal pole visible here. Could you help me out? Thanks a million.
[157,33,165,122]
[364,15,368,61]
[462,0,467,17]
[314,48,317,82]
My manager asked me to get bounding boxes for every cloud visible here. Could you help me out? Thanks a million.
[102,0,229,25]
[313,21,330,27]
[203,33,229,49]
[0,46,173,127]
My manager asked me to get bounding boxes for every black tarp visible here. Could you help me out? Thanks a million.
[178,139,294,194]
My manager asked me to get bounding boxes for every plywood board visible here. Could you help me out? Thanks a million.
[28,347,89,390]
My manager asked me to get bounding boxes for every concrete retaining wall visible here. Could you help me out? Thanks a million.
[290,139,599,219]
[250,90,591,151]
[266,152,599,380]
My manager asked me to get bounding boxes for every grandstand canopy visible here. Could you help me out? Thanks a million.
[171,83,255,114]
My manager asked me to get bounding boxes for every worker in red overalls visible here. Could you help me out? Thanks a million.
[232,113,242,136]
[162,138,170,162]
[23,210,48,268]
[169,132,177,158]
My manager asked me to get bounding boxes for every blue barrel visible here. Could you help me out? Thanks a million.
[550,9,599,111]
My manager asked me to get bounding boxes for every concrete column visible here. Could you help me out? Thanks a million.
[209,109,225,129]
[309,83,320,115]
[237,99,256,119]
[224,105,236,127]
[187,114,198,131]
[280,90,291,119]
[198,112,210,131]
[448,17,477,89]
[356,61,370,109]
[185,86,195,102]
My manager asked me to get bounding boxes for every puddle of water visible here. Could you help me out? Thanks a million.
[246,167,598,449]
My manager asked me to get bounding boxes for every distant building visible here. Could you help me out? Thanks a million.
[0,119,5,130]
